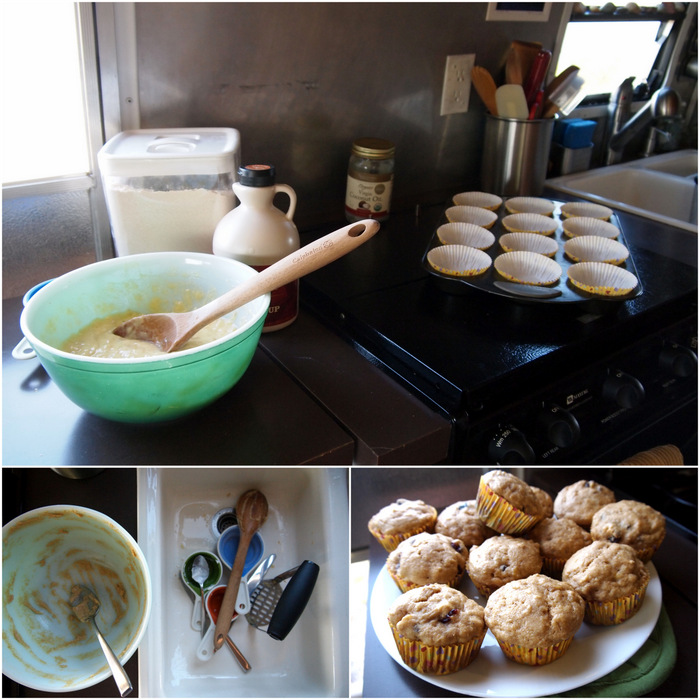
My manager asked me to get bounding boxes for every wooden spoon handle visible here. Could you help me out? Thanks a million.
[191,219,380,332]
[214,529,254,651]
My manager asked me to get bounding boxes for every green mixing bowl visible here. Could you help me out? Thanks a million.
[19,252,269,423]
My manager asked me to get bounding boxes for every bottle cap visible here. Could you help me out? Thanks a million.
[351,138,395,159]
[238,164,276,186]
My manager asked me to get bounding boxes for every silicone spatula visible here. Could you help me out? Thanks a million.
[496,84,529,120]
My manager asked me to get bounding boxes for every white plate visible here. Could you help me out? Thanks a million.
[137,468,349,697]
[370,562,662,697]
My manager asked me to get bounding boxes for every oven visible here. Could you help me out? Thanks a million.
[301,204,697,465]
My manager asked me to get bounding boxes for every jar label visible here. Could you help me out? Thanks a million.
[345,174,393,219]
[253,266,298,328]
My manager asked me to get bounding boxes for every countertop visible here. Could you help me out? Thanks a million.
[2,297,450,466]
[354,468,698,698]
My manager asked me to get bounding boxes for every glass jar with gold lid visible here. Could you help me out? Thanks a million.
[344,138,395,223]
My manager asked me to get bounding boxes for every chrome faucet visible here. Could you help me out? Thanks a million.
[606,80,680,164]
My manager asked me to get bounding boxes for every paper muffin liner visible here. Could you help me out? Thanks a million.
[561,201,613,220]
[633,537,664,563]
[368,522,434,553]
[493,634,575,666]
[452,191,502,211]
[562,216,620,239]
[428,245,492,277]
[475,477,541,535]
[540,556,567,578]
[584,577,649,625]
[564,235,629,264]
[505,197,555,216]
[437,222,495,250]
[494,251,562,286]
[445,205,498,229]
[567,262,638,296]
[502,213,558,236]
[388,567,464,594]
[389,623,487,675]
[499,232,558,257]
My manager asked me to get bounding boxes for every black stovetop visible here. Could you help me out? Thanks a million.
[301,204,697,418]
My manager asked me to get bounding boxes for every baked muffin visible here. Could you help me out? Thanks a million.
[387,583,487,675]
[476,470,543,535]
[527,516,593,577]
[435,500,497,547]
[562,540,650,625]
[590,500,665,562]
[467,534,542,598]
[553,480,616,528]
[531,486,554,518]
[484,574,585,665]
[368,498,438,552]
[387,532,467,593]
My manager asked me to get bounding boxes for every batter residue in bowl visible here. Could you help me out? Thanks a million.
[61,311,237,358]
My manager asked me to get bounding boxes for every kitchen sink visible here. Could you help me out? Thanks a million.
[546,149,698,233]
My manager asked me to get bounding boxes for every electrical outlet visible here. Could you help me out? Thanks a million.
[440,54,475,116]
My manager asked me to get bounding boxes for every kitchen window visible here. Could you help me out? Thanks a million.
[554,5,688,102]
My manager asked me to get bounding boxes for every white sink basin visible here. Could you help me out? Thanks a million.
[137,467,348,697]
[547,150,698,233]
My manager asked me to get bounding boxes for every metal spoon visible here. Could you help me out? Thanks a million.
[112,219,380,353]
[69,584,132,697]
[191,555,209,638]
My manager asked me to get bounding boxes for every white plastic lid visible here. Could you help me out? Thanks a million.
[98,127,240,177]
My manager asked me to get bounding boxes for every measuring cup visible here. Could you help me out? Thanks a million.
[216,526,265,615]
[196,585,251,671]
[181,551,223,633]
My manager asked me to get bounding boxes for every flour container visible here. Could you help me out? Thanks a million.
[98,128,240,255]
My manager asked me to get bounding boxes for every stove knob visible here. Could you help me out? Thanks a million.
[602,370,645,409]
[488,425,535,465]
[659,344,697,377]
[537,405,580,448]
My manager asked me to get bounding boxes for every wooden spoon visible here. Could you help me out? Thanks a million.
[113,219,380,352]
[471,66,499,115]
[213,489,269,653]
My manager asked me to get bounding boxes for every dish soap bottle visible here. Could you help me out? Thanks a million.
[213,164,299,332]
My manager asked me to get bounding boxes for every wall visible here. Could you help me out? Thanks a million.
[133,2,567,229]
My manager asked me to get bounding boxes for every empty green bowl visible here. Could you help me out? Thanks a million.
[19,252,269,423]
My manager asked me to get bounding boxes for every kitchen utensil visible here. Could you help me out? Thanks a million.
[213,489,269,652]
[216,525,265,615]
[180,551,223,633]
[113,219,380,352]
[509,40,542,87]
[69,584,133,697]
[247,560,320,640]
[471,66,499,115]
[247,554,276,595]
[3,506,151,694]
[542,65,581,118]
[493,281,562,298]
[495,84,529,120]
[191,555,209,638]
[196,586,251,671]
[522,49,552,108]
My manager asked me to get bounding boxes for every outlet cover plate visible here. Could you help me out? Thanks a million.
[440,54,475,116]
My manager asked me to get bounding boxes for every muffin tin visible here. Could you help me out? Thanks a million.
[422,198,642,304]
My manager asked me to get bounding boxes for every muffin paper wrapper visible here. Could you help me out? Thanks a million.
[390,624,487,675]
[584,579,648,625]
[475,478,540,535]
[494,635,575,666]
[388,568,464,594]
[368,523,432,553]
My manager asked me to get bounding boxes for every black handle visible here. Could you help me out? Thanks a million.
[266,560,319,641]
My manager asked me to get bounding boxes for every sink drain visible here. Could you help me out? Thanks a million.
[211,507,238,537]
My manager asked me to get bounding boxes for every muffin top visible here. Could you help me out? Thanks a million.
[553,480,616,528]
[531,487,554,519]
[527,516,593,560]
[436,500,496,547]
[484,574,585,647]
[590,500,665,552]
[562,540,650,601]
[368,499,437,536]
[468,535,542,591]
[388,583,485,645]
[483,470,540,515]
[387,532,467,586]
